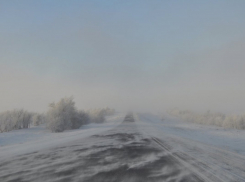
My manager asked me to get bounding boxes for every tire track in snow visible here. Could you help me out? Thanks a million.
[139,115,245,182]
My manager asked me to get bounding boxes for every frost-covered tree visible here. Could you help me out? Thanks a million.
[71,110,89,129]
[87,107,115,123]
[87,109,105,123]
[0,97,114,133]
[47,97,76,132]
[167,108,245,130]
[46,97,88,132]
[31,113,46,126]
[0,109,33,132]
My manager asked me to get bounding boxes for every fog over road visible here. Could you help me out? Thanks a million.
[0,114,245,182]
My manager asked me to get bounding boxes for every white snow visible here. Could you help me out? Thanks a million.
[137,113,245,155]
[136,113,245,181]
[0,113,124,158]
[1,112,245,181]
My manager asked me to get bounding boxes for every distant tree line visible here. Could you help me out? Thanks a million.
[167,108,245,130]
[0,110,45,132]
[0,97,115,133]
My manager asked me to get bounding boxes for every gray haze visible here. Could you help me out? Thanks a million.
[1,1,245,113]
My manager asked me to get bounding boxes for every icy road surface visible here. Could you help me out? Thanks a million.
[0,113,245,182]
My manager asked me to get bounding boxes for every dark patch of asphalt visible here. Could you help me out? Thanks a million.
[0,114,204,182]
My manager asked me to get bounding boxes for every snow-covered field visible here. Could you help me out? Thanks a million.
[138,113,245,155]
[0,113,124,158]
[137,113,245,182]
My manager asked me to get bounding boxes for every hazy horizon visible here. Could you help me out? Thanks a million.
[1,0,245,114]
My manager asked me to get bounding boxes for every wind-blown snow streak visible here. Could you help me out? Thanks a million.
[137,113,245,181]
[0,113,124,158]
[0,114,202,182]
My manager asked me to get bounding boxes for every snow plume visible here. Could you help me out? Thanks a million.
[167,108,245,130]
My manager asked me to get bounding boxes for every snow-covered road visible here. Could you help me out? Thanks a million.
[0,113,245,182]
[137,113,245,182]
[0,114,124,158]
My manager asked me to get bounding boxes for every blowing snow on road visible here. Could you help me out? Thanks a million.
[1,113,245,182]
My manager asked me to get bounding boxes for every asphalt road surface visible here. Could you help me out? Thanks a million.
[0,114,244,182]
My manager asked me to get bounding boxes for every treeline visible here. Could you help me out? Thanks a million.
[0,110,45,132]
[167,108,245,130]
[0,97,115,133]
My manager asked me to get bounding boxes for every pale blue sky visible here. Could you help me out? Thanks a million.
[1,0,245,113]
